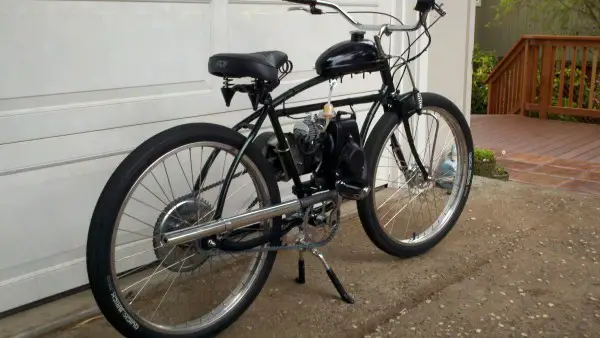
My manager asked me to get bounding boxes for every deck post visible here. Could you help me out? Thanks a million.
[520,40,530,116]
[487,82,493,114]
[538,43,555,119]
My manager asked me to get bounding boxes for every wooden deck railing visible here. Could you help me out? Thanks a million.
[485,35,600,119]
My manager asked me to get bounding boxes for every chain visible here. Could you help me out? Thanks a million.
[198,170,248,193]
[198,170,263,210]
[229,219,341,253]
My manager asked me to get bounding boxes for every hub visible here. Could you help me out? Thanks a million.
[153,194,214,273]
[407,165,433,189]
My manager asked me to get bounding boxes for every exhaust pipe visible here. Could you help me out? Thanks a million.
[161,190,338,247]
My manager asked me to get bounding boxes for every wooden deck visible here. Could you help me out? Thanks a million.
[471,115,600,194]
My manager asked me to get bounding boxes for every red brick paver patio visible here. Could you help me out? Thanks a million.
[471,115,600,194]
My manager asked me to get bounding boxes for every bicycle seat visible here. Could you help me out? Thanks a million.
[208,51,288,82]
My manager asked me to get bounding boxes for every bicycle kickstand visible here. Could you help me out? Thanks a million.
[310,248,355,304]
[295,249,306,284]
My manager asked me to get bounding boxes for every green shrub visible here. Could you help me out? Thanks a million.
[471,45,499,114]
[495,166,508,175]
[474,147,496,162]
[473,148,497,178]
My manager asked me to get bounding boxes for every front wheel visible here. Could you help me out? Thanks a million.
[357,93,474,258]
[86,123,282,337]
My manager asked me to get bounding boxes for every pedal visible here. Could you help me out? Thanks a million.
[336,181,370,200]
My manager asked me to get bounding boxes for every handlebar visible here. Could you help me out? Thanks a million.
[284,0,445,33]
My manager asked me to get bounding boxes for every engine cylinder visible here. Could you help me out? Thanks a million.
[255,112,368,192]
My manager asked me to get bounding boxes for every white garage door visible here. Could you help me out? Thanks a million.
[0,0,433,313]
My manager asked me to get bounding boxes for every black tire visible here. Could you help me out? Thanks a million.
[86,123,281,338]
[357,93,474,258]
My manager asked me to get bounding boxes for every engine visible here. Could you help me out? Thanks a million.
[257,111,369,200]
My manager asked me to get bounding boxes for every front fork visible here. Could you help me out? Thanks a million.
[369,89,434,185]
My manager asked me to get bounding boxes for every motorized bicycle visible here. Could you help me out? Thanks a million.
[86,0,474,336]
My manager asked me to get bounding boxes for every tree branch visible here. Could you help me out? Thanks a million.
[491,0,600,35]
[582,0,600,27]
[556,0,588,15]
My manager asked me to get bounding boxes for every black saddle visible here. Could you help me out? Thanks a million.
[208,51,288,83]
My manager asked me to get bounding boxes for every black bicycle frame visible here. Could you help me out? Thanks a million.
[195,37,425,220]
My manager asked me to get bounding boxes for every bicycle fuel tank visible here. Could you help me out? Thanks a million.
[315,31,385,78]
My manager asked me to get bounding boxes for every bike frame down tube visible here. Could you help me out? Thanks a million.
[197,72,395,219]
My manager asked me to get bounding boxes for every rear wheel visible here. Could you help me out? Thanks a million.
[357,93,474,258]
[86,123,281,337]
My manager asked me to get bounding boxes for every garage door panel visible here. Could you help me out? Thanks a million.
[0,259,89,314]
[0,80,207,114]
[0,153,123,282]
[0,88,220,145]
[0,90,379,175]
[0,79,379,147]
[0,108,260,174]
[0,0,213,99]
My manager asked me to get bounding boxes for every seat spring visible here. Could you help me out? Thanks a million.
[223,77,233,88]
[278,60,294,81]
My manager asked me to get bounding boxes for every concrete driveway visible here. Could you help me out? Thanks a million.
[3,177,600,337]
